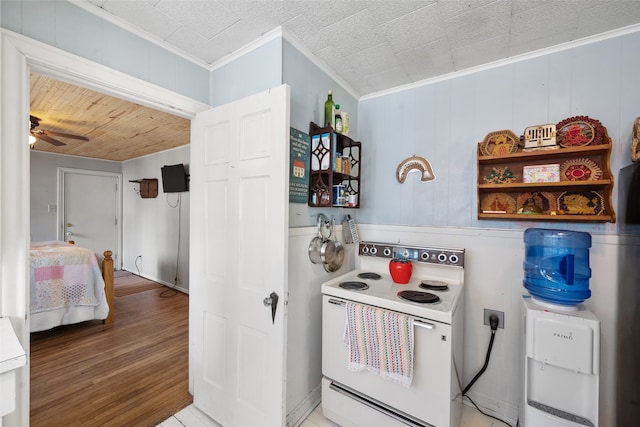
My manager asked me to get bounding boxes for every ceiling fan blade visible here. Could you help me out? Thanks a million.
[30,115,41,124]
[43,130,89,141]
[33,132,66,146]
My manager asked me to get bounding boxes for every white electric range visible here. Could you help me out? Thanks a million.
[321,241,466,427]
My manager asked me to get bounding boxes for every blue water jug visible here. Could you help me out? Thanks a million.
[523,228,592,306]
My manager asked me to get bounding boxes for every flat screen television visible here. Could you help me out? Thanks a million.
[161,163,189,193]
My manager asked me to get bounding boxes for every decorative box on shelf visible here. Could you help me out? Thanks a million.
[523,124,557,150]
[523,164,560,183]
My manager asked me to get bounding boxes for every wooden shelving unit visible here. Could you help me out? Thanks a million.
[477,135,615,222]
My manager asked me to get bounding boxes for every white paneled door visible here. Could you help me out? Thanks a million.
[60,168,120,266]
[190,85,290,427]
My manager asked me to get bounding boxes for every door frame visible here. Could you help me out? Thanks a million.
[58,167,123,269]
[0,29,210,426]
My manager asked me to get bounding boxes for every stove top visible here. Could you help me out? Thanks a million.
[322,241,465,323]
[420,280,449,291]
[397,290,441,304]
[357,272,381,280]
[339,281,369,290]
[322,268,463,323]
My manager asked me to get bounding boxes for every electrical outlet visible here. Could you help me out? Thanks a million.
[483,309,505,329]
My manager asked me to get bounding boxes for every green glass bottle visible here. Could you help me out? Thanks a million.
[324,90,335,127]
[334,104,343,133]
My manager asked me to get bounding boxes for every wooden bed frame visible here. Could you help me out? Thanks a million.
[102,250,114,324]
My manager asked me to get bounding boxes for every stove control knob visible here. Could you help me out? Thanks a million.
[449,254,459,264]
[437,253,447,263]
[420,251,430,261]
[370,247,378,255]
[361,246,369,254]
[383,247,392,257]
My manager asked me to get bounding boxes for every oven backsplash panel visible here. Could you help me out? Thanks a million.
[358,241,465,267]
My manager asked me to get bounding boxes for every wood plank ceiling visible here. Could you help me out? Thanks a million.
[29,73,190,162]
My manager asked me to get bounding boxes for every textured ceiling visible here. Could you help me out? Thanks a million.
[31,1,640,161]
[84,0,640,97]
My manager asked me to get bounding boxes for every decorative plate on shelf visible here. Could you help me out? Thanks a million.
[556,116,605,147]
[557,191,604,215]
[480,130,520,156]
[484,166,516,184]
[560,158,603,181]
[480,193,516,214]
[516,192,557,213]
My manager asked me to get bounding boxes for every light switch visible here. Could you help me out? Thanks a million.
[47,204,56,213]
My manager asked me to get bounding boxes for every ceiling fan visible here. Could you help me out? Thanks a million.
[29,115,89,146]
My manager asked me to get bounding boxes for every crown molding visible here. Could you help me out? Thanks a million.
[279,27,360,100]
[361,23,640,101]
[73,0,211,69]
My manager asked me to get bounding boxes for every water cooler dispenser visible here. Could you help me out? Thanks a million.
[522,229,600,427]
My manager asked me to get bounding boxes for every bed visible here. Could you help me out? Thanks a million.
[29,241,114,332]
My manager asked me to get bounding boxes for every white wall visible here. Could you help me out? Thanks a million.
[356,224,633,426]
[357,30,640,234]
[29,148,190,291]
[286,226,357,426]
[1,6,208,425]
[210,37,283,107]
[282,38,360,228]
[352,30,640,426]
[122,145,190,291]
[30,151,122,241]
[1,0,209,104]
[8,3,640,426]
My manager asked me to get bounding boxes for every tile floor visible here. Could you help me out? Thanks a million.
[158,402,508,427]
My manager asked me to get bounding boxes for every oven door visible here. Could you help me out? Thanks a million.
[322,295,458,427]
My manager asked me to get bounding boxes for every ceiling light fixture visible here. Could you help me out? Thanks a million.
[29,134,37,145]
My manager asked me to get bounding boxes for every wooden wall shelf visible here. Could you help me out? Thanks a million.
[130,178,158,198]
[477,133,615,223]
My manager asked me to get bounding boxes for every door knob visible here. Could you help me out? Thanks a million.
[262,291,279,324]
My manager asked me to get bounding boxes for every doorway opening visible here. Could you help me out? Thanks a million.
[0,31,209,424]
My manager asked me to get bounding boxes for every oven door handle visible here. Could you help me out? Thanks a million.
[329,299,436,330]
[413,319,435,330]
[328,298,346,306]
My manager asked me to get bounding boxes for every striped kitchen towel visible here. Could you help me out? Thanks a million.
[344,301,414,387]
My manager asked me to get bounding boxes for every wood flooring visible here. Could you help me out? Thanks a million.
[30,271,192,427]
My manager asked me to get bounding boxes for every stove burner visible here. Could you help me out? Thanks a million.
[420,280,449,291]
[358,272,382,280]
[397,290,440,304]
[339,281,369,290]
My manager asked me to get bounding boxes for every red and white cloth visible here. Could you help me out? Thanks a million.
[344,301,414,387]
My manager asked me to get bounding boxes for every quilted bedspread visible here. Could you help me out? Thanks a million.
[30,241,105,313]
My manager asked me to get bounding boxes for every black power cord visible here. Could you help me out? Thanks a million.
[463,314,499,395]
[462,314,513,427]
